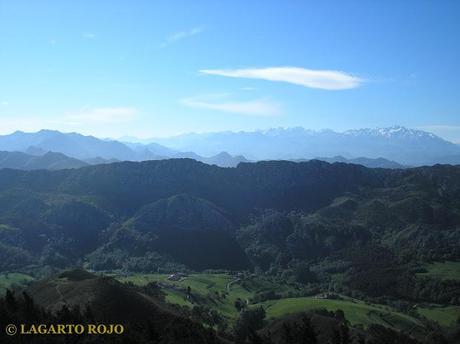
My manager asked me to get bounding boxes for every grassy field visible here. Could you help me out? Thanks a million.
[417,305,460,328]
[117,272,429,336]
[0,272,34,294]
[118,273,295,320]
[417,261,460,281]
[260,296,424,333]
[413,261,460,328]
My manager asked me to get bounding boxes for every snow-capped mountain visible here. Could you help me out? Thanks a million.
[0,126,458,167]
[344,126,437,139]
[153,126,460,165]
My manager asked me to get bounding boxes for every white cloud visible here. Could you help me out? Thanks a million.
[65,107,138,124]
[200,67,363,90]
[162,26,204,46]
[82,33,96,39]
[1,101,8,106]
[181,95,281,116]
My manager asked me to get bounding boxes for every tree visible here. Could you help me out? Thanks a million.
[5,289,16,312]
[299,316,317,344]
[234,307,266,341]
[234,298,246,311]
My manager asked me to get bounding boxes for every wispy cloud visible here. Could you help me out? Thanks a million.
[65,107,138,124]
[82,33,96,39]
[162,26,205,47]
[200,67,363,90]
[181,94,281,117]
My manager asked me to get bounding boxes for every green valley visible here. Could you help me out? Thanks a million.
[116,271,456,339]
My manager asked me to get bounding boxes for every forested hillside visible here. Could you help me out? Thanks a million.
[0,159,459,274]
[0,159,459,343]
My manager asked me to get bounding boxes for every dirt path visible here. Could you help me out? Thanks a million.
[226,278,240,292]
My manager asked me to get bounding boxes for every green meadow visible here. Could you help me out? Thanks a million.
[417,261,460,281]
[0,272,34,294]
[261,296,424,333]
[117,272,432,335]
[416,305,460,328]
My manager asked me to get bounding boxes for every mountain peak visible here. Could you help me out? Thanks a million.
[37,129,62,135]
[344,125,439,140]
[213,151,232,158]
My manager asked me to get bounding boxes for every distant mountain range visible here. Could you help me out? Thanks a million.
[0,129,134,160]
[153,126,460,166]
[0,126,458,170]
[0,151,89,170]
[0,130,248,168]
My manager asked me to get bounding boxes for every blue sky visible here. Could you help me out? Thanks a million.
[0,1,459,142]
